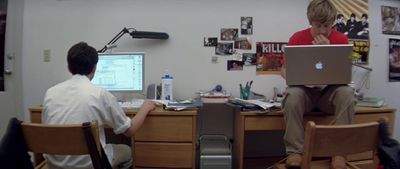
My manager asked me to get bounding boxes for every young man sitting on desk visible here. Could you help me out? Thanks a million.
[42,42,156,169]
[280,0,356,169]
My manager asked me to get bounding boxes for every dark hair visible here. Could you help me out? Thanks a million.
[361,14,368,19]
[337,14,344,19]
[67,42,98,75]
[350,13,356,18]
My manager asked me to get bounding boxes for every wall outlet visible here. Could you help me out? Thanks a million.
[43,49,51,62]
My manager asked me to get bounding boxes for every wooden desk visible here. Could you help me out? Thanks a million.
[232,106,396,169]
[29,107,198,169]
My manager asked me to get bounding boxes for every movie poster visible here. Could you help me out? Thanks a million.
[256,42,287,74]
[382,6,400,35]
[331,0,370,64]
[389,38,400,82]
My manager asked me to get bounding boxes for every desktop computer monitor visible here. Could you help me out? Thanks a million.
[92,52,144,92]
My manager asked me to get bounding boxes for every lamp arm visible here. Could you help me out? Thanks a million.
[352,63,373,72]
[98,27,133,53]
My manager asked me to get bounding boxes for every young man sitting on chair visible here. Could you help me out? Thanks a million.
[280,0,356,169]
[42,42,156,169]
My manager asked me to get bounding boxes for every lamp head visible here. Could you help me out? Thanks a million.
[129,30,169,40]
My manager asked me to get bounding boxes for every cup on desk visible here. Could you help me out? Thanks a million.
[240,86,250,100]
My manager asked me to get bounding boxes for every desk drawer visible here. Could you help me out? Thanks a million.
[30,111,42,123]
[134,142,193,168]
[135,116,194,142]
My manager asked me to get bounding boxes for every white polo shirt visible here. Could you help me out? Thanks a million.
[42,74,131,169]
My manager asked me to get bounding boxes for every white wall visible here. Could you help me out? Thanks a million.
[20,0,400,138]
[0,0,24,137]
[367,0,400,139]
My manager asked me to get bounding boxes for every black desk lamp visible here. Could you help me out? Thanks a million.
[98,27,169,53]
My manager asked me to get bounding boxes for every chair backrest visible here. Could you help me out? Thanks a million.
[21,121,109,168]
[302,121,380,169]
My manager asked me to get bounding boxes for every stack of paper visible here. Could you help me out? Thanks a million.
[230,98,281,110]
[199,91,231,103]
[357,97,386,108]
[154,99,203,111]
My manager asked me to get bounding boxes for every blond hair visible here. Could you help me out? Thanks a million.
[307,0,337,24]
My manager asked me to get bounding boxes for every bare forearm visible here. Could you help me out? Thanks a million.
[124,109,148,136]
[123,100,156,137]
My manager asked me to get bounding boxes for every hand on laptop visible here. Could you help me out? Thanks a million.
[312,35,330,45]
[280,65,286,79]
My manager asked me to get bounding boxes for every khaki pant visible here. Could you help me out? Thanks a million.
[282,85,356,153]
[110,144,132,169]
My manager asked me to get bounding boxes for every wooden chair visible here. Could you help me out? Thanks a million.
[21,121,111,169]
[276,121,381,169]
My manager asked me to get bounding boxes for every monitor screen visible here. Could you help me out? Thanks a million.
[92,52,144,92]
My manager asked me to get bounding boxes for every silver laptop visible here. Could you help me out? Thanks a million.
[285,44,353,86]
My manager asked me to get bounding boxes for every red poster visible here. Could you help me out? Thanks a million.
[256,42,287,74]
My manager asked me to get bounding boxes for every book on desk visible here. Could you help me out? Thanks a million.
[228,98,281,112]
[154,99,203,111]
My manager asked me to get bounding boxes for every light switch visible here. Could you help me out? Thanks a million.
[43,49,51,62]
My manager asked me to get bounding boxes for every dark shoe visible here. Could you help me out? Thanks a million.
[285,153,302,168]
[331,156,346,169]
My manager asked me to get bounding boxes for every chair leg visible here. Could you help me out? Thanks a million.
[34,160,46,169]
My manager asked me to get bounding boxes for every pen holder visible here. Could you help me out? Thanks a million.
[240,87,251,100]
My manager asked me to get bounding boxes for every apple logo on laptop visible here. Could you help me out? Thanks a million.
[315,61,323,70]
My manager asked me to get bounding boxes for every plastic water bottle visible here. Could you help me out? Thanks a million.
[161,74,173,101]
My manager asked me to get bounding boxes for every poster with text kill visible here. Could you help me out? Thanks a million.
[389,38,400,82]
[256,42,287,74]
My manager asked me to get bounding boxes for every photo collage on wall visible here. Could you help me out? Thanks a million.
[203,17,255,71]
[381,6,400,82]
[330,0,370,64]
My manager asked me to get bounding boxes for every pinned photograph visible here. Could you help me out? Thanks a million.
[382,6,400,35]
[204,37,218,47]
[221,28,238,41]
[241,17,253,35]
[243,53,256,66]
[234,37,252,50]
[232,52,243,61]
[227,60,243,71]
[215,42,233,55]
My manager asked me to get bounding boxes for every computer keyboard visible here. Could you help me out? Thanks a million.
[119,99,144,108]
